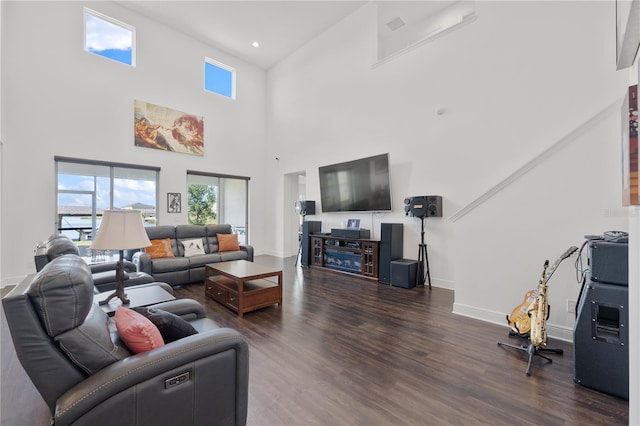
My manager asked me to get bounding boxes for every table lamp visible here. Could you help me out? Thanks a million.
[91,209,151,305]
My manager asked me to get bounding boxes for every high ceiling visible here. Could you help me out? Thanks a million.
[116,1,367,69]
[116,1,461,69]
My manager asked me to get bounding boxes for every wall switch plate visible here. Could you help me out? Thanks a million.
[567,299,577,314]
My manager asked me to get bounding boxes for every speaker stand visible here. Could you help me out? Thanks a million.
[497,340,563,376]
[295,213,306,267]
[416,217,431,289]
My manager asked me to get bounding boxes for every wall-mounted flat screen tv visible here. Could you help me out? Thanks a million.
[318,153,392,212]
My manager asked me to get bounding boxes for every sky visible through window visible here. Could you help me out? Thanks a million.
[205,60,234,98]
[85,10,134,65]
[58,174,156,209]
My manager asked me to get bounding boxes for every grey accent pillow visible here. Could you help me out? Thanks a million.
[132,307,198,343]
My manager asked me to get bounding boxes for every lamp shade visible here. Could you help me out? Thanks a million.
[91,210,151,250]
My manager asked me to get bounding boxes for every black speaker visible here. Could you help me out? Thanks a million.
[301,220,321,267]
[379,223,403,284]
[589,241,628,286]
[295,200,315,216]
[390,259,418,289]
[425,195,443,217]
[574,278,628,399]
[404,196,442,218]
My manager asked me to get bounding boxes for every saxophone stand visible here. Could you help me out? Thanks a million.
[416,216,431,289]
[497,339,563,376]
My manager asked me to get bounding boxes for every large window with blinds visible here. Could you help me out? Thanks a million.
[56,157,159,255]
[186,171,249,244]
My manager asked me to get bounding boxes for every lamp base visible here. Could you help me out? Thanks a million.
[98,287,130,306]
[98,252,130,305]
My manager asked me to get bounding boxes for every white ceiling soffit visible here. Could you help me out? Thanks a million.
[376,1,476,63]
[115,1,366,69]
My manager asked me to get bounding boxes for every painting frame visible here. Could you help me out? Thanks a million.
[167,193,182,213]
[622,84,639,206]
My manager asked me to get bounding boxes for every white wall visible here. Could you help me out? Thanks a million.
[266,1,629,336]
[0,1,268,285]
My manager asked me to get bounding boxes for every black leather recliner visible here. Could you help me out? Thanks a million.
[2,254,249,426]
[34,234,156,293]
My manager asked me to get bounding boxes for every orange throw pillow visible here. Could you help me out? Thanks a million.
[115,307,165,354]
[217,233,240,252]
[146,238,175,259]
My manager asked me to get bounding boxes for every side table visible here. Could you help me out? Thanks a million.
[95,284,175,316]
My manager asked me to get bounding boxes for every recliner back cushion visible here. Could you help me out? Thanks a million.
[27,254,128,374]
[56,304,130,374]
[27,255,94,337]
[204,224,233,253]
[45,235,80,261]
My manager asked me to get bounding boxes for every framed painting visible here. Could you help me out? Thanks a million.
[134,100,204,156]
[168,193,181,213]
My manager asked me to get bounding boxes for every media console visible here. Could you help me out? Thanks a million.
[309,234,379,279]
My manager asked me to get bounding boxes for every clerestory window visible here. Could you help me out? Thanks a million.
[84,8,135,66]
[204,58,236,99]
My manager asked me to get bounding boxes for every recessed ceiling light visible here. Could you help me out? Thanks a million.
[252,41,260,48]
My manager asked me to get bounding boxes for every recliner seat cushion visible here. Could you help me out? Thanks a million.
[151,257,190,273]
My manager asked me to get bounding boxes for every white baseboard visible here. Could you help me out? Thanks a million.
[453,302,574,343]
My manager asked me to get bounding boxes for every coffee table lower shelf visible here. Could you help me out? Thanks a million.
[205,262,282,317]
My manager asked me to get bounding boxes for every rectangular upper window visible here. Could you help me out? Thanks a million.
[84,8,135,66]
[204,58,235,99]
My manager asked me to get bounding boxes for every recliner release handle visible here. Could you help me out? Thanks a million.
[165,372,190,389]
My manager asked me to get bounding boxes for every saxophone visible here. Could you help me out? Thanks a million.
[529,260,549,348]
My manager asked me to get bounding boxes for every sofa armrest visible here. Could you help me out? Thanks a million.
[150,298,206,319]
[240,245,254,262]
[132,251,152,274]
[54,328,249,426]
[89,260,136,274]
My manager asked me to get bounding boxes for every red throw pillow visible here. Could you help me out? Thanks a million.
[217,233,240,252]
[115,306,165,353]
[146,238,175,259]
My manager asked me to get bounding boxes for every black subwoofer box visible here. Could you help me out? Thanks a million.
[574,278,628,399]
[390,259,418,289]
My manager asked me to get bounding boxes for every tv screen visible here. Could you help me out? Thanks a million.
[318,153,392,212]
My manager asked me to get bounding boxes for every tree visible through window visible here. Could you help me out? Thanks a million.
[188,184,217,225]
[187,172,248,244]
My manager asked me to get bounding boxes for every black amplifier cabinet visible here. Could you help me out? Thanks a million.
[589,241,628,286]
[330,228,371,239]
[574,278,628,399]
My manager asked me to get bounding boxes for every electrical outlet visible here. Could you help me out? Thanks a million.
[567,299,577,314]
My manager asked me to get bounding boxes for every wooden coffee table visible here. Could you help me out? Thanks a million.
[205,260,282,317]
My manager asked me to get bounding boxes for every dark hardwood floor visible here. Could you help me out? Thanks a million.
[1,255,629,425]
